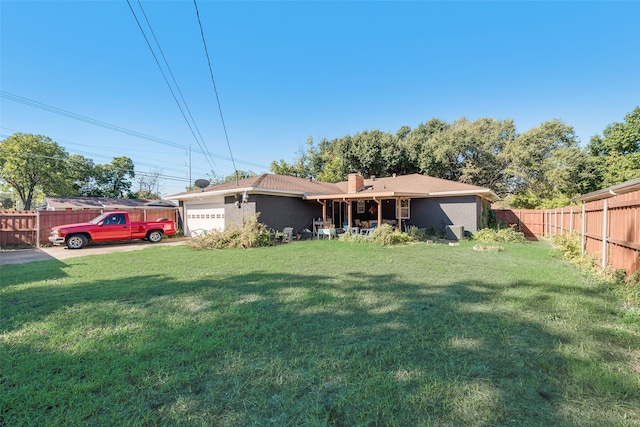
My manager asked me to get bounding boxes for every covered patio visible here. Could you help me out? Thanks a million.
[304,191,418,235]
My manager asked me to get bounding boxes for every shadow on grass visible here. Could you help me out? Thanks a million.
[2,270,638,426]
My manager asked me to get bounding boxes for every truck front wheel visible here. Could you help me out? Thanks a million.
[66,234,88,249]
[147,230,163,243]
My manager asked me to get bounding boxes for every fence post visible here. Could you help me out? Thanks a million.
[601,199,608,269]
[581,203,586,257]
[569,207,573,234]
[36,211,41,248]
[545,210,549,237]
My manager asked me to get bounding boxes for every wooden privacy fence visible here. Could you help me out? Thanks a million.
[0,208,179,247]
[495,189,640,276]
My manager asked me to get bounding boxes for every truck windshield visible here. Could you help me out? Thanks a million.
[89,214,108,224]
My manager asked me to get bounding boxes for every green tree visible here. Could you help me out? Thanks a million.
[270,137,317,178]
[506,120,587,207]
[587,107,640,188]
[417,117,516,192]
[65,154,97,195]
[83,156,135,197]
[212,170,258,185]
[0,133,69,209]
[315,153,344,183]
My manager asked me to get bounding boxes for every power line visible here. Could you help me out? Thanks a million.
[0,93,270,170]
[193,0,238,174]
[8,150,194,184]
[125,0,219,178]
[0,128,202,179]
[133,0,221,179]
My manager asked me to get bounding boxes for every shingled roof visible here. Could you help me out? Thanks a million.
[166,173,498,201]
[44,196,177,210]
[168,173,342,198]
[333,174,497,196]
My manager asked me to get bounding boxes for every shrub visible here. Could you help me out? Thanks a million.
[339,224,416,246]
[426,225,443,238]
[625,271,640,306]
[370,224,416,246]
[406,225,426,240]
[550,233,582,262]
[188,214,278,250]
[471,225,526,243]
[339,232,368,243]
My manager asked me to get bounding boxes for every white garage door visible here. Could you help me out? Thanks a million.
[186,205,225,236]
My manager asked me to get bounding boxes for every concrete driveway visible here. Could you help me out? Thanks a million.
[0,238,189,266]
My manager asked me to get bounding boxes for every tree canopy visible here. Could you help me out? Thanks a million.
[587,107,640,188]
[0,133,137,209]
[0,133,69,210]
[270,109,639,208]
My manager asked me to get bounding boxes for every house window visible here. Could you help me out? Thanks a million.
[399,199,410,219]
[357,200,365,214]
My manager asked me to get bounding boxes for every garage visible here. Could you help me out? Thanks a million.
[185,204,225,236]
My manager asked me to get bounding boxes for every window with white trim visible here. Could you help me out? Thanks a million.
[399,199,410,219]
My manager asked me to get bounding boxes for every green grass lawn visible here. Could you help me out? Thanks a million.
[2,240,639,426]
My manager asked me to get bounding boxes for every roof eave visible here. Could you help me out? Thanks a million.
[428,189,500,201]
[572,177,640,203]
[165,187,307,201]
[305,191,427,200]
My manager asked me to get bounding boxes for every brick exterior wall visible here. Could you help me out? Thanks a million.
[253,194,322,232]
[224,195,257,228]
[406,196,480,233]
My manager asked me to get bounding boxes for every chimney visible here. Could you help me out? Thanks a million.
[370,175,376,181]
[392,173,397,178]
[348,173,364,194]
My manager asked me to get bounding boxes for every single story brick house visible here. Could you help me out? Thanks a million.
[165,173,499,238]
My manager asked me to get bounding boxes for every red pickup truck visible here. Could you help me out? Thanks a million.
[49,211,177,249]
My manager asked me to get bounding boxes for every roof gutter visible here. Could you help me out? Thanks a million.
[428,189,499,201]
[571,177,640,203]
[165,187,310,201]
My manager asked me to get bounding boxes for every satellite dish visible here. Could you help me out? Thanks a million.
[194,179,210,191]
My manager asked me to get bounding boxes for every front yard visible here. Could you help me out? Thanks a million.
[1,240,639,426]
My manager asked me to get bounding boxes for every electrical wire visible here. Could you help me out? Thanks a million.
[4,150,194,184]
[193,0,238,174]
[134,0,221,178]
[0,95,269,170]
[125,0,220,178]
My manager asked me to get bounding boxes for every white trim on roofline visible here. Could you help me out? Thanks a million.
[428,189,499,201]
[166,187,310,202]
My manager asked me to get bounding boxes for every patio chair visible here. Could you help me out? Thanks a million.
[317,227,337,240]
[282,227,294,242]
[360,221,378,236]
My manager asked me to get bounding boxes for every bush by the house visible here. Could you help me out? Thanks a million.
[471,225,526,243]
[340,224,417,246]
[405,225,427,240]
[188,214,278,250]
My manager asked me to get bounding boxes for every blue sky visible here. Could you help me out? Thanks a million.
[2,1,639,197]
